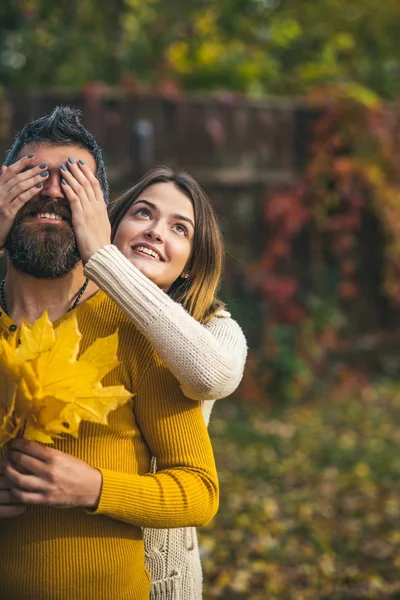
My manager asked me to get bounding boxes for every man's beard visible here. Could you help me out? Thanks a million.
[4,198,80,279]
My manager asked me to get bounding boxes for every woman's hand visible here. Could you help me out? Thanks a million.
[3,439,102,510]
[0,154,49,246]
[60,158,111,263]
[0,458,26,518]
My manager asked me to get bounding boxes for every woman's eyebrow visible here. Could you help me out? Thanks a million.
[134,199,157,210]
[171,213,195,229]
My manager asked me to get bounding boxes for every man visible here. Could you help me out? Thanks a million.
[0,107,218,600]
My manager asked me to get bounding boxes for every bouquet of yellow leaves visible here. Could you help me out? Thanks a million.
[0,311,132,447]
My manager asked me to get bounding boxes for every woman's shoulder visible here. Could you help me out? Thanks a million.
[214,308,231,318]
[206,309,247,348]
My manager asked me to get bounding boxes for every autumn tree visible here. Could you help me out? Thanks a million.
[2,0,400,98]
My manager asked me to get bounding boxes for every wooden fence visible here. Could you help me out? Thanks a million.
[0,91,318,190]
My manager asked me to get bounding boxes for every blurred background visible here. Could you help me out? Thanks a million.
[2,1,400,597]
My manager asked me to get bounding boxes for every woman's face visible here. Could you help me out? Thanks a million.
[113,182,195,291]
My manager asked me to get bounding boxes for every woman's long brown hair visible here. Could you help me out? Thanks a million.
[108,166,225,324]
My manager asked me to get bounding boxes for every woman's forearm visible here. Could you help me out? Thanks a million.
[85,245,247,401]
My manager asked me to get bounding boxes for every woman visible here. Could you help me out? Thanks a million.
[62,163,247,599]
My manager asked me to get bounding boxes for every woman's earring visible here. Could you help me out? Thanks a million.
[183,273,189,279]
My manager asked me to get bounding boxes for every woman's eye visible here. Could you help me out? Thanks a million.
[174,224,187,236]
[136,208,151,218]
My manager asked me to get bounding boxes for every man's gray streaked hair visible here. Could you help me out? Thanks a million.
[4,105,110,204]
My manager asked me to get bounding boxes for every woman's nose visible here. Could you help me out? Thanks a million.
[144,226,163,243]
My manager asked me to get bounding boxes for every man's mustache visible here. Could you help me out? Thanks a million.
[16,198,72,225]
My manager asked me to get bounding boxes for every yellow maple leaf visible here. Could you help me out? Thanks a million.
[0,360,20,446]
[0,311,132,447]
[19,312,56,360]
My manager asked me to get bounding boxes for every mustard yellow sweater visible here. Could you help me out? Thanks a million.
[0,291,219,600]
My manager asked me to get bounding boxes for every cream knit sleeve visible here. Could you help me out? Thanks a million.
[84,245,247,401]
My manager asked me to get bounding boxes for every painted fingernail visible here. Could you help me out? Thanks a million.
[60,164,67,171]
[40,170,49,177]
[68,157,75,164]
[78,159,85,165]
[27,153,35,158]
[36,183,43,188]
[39,163,47,169]
[61,178,68,185]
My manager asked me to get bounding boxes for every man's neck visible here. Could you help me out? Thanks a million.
[3,262,98,325]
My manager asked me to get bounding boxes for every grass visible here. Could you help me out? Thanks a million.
[200,383,400,599]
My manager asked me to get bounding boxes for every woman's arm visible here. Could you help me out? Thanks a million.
[61,162,246,402]
[85,244,247,401]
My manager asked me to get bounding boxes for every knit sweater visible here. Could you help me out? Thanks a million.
[85,245,247,402]
[0,292,219,600]
[84,245,248,600]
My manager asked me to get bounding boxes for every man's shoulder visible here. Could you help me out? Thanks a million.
[77,292,157,390]
[78,292,153,355]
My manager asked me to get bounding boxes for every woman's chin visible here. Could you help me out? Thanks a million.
[129,259,160,285]
[125,253,177,290]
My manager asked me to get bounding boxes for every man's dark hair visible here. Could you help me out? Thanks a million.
[4,105,110,203]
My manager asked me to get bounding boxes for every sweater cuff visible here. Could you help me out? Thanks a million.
[84,244,120,275]
[90,468,144,523]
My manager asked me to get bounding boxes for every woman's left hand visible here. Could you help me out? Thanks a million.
[60,158,112,263]
[4,439,102,509]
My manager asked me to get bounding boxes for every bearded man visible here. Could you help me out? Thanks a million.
[0,107,218,600]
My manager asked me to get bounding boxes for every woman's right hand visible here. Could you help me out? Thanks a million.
[0,154,49,246]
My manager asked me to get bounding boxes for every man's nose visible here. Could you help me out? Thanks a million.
[40,171,65,200]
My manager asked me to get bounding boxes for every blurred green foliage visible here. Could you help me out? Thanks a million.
[2,0,400,97]
[250,297,345,404]
[201,386,400,598]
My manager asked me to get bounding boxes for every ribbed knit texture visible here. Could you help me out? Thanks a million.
[85,245,247,401]
[0,292,219,600]
[84,244,248,600]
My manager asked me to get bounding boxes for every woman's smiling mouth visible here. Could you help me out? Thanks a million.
[131,245,164,261]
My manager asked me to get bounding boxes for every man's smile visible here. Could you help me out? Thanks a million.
[35,212,65,224]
